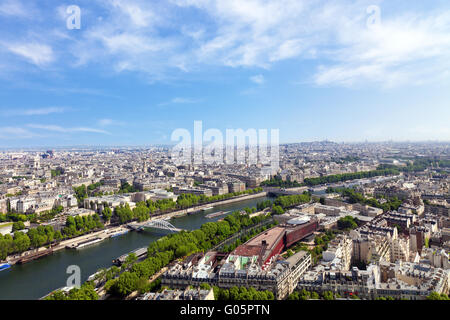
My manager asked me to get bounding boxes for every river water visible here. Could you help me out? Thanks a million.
[0,196,272,300]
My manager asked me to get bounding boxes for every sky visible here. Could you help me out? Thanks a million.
[0,0,449,148]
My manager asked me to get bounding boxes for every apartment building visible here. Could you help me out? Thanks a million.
[298,261,449,300]
[352,203,383,217]
[138,288,215,300]
[351,233,391,264]
[162,250,312,300]
[390,237,410,263]
[322,235,353,271]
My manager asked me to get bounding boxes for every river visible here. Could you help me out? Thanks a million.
[0,196,273,300]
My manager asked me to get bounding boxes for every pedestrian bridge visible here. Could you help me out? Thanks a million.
[263,187,305,196]
[130,219,183,232]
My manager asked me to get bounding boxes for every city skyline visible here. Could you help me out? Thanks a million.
[0,140,449,152]
[1,0,450,147]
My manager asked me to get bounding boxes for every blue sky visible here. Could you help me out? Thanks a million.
[0,0,450,148]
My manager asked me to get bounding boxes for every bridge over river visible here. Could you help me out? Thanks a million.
[263,187,308,196]
[127,219,185,232]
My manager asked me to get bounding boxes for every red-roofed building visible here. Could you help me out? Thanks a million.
[232,220,318,266]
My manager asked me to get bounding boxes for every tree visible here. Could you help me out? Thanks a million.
[12,221,25,232]
[46,283,98,300]
[440,293,450,300]
[337,216,358,230]
[322,291,334,300]
[45,290,67,300]
[424,237,430,248]
[135,277,150,294]
[427,292,449,300]
[229,286,239,300]
[13,232,30,253]
[213,286,220,300]
[66,283,99,300]
[299,289,311,300]
[112,271,139,297]
[310,291,319,299]
[73,185,88,205]
[314,236,324,245]
[133,204,150,222]
[115,204,134,224]
[102,207,112,222]
[124,253,138,266]
[200,283,211,290]
[288,292,300,300]
[274,194,310,209]
[104,279,117,293]
[238,287,249,300]
[271,205,285,215]
[216,221,231,238]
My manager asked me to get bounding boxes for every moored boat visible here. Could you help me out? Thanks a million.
[67,237,104,250]
[205,211,229,219]
[0,263,11,271]
[110,229,129,238]
[113,247,148,266]
[16,249,53,264]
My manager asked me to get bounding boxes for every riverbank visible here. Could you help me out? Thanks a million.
[156,191,268,220]
[5,225,129,266]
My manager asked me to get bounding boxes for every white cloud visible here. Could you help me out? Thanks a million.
[312,9,450,87]
[3,0,450,87]
[6,42,54,66]
[98,119,114,126]
[3,107,68,116]
[0,0,28,17]
[158,97,202,106]
[98,118,126,126]
[75,127,111,134]
[109,0,159,28]
[27,124,111,135]
[0,127,38,139]
[172,97,200,104]
[270,39,305,62]
[250,74,264,84]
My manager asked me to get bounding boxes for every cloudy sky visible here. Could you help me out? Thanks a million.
[0,0,449,147]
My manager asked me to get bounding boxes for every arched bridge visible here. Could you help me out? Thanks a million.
[129,219,183,232]
[263,187,306,196]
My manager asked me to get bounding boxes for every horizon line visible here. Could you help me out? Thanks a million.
[1,139,450,151]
